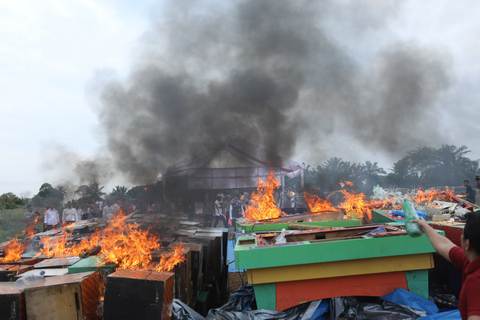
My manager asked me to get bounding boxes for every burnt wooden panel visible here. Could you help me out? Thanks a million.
[33,257,80,269]
[173,258,188,305]
[104,270,174,320]
[80,271,103,320]
[0,258,43,266]
[0,264,32,281]
[0,283,25,320]
[188,234,223,312]
[165,243,193,306]
[194,229,228,304]
[181,243,203,307]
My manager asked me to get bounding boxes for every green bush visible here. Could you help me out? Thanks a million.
[0,193,25,210]
[0,208,26,242]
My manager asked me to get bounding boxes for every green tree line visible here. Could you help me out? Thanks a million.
[304,145,478,194]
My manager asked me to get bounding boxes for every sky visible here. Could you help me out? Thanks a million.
[0,0,154,195]
[1,0,480,195]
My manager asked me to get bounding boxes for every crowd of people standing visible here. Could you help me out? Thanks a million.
[33,201,128,232]
[212,192,249,227]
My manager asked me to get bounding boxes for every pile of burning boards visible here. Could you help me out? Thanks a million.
[371,187,475,224]
[0,211,229,320]
[233,173,476,313]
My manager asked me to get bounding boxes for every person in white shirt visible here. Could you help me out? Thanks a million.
[43,207,60,231]
[77,208,85,220]
[62,207,80,224]
[111,203,121,215]
[102,204,113,220]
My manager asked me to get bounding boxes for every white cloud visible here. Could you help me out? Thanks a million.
[0,0,150,194]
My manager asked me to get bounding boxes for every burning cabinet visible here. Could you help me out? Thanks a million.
[23,271,102,320]
[168,245,191,306]
[104,270,174,320]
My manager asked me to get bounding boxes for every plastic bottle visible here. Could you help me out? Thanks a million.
[15,270,46,286]
[403,199,422,237]
[275,229,287,244]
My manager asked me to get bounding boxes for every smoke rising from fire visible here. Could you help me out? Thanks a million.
[97,0,450,184]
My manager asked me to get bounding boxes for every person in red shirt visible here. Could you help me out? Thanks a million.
[417,213,480,320]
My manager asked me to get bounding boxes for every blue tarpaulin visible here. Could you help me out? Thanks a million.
[391,209,428,219]
[420,310,461,319]
[383,289,460,320]
[383,288,439,316]
[310,300,329,319]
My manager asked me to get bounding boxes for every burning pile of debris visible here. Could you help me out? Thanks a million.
[241,173,393,224]
[236,170,476,235]
[0,208,230,319]
[368,186,474,223]
[244,172,283,222]
[1,169,476,319]
[35,210,184,272]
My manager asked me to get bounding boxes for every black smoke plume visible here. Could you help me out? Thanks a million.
[97,0,450,184]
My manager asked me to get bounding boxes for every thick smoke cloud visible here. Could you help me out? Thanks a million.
[42,146,113,186]
[98,0,450,184]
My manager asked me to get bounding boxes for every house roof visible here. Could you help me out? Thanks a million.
[165,143,293,177]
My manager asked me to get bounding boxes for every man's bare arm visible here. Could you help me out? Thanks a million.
[415,220,456,262]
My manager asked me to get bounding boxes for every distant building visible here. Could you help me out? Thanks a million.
[162,144,295,214]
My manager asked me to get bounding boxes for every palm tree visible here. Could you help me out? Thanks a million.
[76,182,105,206]
[389,145,479,188]
[109,186,129,202]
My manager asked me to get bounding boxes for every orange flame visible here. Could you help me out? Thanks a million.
[156,244,186,272]
[339,190,372,220]
[39,231,70,258]
[25,215,40,237]
[244,171,282,221]
[0,239,24,263]
[368,197,400,210]
[414,188,455,205]
[37,210,184,271]
[304,192,338,214]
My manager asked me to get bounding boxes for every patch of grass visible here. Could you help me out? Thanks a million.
[0,208,26,242]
